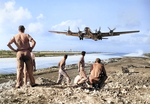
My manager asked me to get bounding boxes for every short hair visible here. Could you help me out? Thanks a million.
[64,54,68,59]
[95,58,101,63]
[19,25,25,32]
[81,51,86,56]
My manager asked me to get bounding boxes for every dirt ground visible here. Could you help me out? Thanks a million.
[0,57,150,104]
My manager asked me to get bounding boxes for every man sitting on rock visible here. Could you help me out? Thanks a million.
[89,58,107,88]
[75,51,87,85]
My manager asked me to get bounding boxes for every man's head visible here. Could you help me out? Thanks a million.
[19,25,25,33]
[81,51,86,56]
[64,54,68,59]
[95,58,101,63]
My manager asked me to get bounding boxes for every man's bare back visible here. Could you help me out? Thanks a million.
[89,58,107,85]
[79,56,85,67]
[8,32,35,52]
[90,63,105,78]
[59,59,66,70]
[7,25,36,88]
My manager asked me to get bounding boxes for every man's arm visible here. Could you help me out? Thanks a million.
[102,66,107,76]
[29,39,36,52]
[58,62,60,67]
[7,38,17,52]
[78,58,81,72]
[89,64,93,74]
[59,60,63,69]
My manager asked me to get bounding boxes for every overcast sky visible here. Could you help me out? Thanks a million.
[0,0,150,53]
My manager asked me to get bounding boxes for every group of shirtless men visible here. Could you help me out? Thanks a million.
[7,25,107,88]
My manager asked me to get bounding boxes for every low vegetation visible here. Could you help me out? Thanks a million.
[0,50,81,58]
[0,50,16,58]
[144,53,150,57]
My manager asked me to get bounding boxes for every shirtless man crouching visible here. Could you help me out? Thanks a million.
[89,58,107,88]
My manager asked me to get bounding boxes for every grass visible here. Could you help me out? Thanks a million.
[0,73,16,79]
[143,53,150,57]
[0,50,81,58]
[0,50,16,58]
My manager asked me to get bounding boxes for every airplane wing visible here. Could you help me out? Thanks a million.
[101,31,140,37]
[49,31,79,37]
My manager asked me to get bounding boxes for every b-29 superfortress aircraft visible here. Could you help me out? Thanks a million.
[49,27,139,41]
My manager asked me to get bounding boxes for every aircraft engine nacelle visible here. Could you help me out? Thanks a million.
[66,26,72,35]
[78,32,83,40]
[108,27,116,36]
[67,30,72,35]
[109,31,113,36]
[97,34,102,40]
[78,27,83,40]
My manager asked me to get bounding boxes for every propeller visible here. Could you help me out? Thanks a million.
[97,27,102,40]
[95,27,101,33]
[108,27,116,35]
[113,28,116,31]
[64,26,70,31]
[78,27,83,34]
[98,27,101,34]
[108,27,116,31]
[64,26,72,34]
[108,27,111,31]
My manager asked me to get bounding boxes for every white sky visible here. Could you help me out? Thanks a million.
[0,0,150,53]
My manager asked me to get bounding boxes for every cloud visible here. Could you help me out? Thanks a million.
[27,22,44,34]
[36,14,44,20]
[51,19,86,31]
[0,0,33,36]
[0,0,44,50]
[0,1,44,36]
[0,1,32,24]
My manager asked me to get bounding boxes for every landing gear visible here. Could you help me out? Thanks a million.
[97,35,102,40]
[79,36,83,40]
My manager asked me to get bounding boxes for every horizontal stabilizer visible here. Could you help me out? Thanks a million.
[102,38,108,39]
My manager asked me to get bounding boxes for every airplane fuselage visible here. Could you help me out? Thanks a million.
[84,27,101,40]
[84,27,93,38]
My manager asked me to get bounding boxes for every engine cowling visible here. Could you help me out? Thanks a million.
[97,27,102,40]
[66,27,72,35]
[108,27,116,36]
[67,30,72,35]
[78,27,83,40]
[97,34,102,40]
[78,32,83,40]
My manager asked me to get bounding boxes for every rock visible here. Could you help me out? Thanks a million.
[143,85,147,88]
[84,89,90,94]
[122,67,129,73]
[25,100,29,104]
[121,89,127,94]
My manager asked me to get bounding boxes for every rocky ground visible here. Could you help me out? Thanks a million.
[0,57,150,104]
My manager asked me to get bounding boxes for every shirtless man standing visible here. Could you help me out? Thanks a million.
[57,55,71,85]
[77,51,87,85]
[89,58,107,88]
[7,25,36,88]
